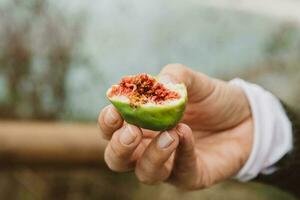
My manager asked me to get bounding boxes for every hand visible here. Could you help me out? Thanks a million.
[98,64,253,189]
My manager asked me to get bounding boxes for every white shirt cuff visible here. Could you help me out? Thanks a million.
[230,78,293,181]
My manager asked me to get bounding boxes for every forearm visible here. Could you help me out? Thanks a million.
[255,103,300,197]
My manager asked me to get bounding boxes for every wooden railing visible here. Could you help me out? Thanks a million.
[0,121,107,167]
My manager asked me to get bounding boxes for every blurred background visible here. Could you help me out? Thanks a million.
[0,0,299,199]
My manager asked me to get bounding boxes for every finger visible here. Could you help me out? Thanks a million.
[158,64,215,103]
[98,105,123,140]
[168,123,200,189]
[135,129,179,185]
[104,124,142,172]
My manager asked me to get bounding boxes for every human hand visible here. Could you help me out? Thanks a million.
[98,64,253,189]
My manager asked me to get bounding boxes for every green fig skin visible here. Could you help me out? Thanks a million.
[109,97,187,131]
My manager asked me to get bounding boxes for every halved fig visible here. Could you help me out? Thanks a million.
[106,73,187,131]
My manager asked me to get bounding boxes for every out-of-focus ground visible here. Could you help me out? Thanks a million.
[0,0,300,199]
[0,122,297,200]
[0,168,297,200]
[0,121,297,200]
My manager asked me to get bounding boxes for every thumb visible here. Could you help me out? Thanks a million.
[158,64,216,103]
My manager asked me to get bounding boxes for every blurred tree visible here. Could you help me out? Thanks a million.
[0,0,84,120]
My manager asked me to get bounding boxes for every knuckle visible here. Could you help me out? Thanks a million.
[145,151,161,166]
[98,111,109,136]
[141,150,163,171]
[105,159,119,172]
[104,149,118,171]
[105,160,124,172]
[163,63,188,73]
[104,147,128,172]
[135,161,157,185]
[98,105,110,124]
[98,116,106,133]
[110,142,128,159]
[99,128,111,140]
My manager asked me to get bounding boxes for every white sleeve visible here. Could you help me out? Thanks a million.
[229,78,293,181]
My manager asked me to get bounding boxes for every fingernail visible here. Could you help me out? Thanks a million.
[158,75,174,84]
[120,125,137,145]
[157,131,174,149]
[104,107,118,126]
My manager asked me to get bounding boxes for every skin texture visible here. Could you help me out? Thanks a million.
[98,64,253,190]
